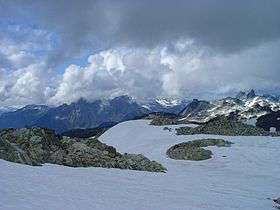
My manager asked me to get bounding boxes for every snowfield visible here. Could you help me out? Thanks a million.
[1,120,280,210]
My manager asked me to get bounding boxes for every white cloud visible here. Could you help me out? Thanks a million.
[0,63,56,107]
[1,35,279,107]
[49,39,280,104]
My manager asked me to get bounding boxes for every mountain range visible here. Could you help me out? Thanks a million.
[0,96,151,133]
[0,90,279,133]
[179,90,280,124]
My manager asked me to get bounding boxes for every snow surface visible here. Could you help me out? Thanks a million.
[1,120,280,210]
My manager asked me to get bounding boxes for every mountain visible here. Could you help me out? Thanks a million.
[0,96,149,133]
[179,99,211,122]
[141,98,189,114]
[61,122,117,138]
[0,107,17,115]
[0,105,50,128]
[179,90,280,123]
[34,96,149,132]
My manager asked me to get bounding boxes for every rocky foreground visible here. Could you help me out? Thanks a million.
[0,127,166,172]
[167,139,233,161]
[176,116,279,136]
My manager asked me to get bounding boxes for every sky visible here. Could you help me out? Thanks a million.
[0,0,280,107]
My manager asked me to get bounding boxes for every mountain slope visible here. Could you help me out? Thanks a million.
[0,105,50,128]
[179,90,280,123]
[0,96,149,133]
[141,98,189,114]
[35,96,148,132]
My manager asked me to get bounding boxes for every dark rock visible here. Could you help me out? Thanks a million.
[256,111,280,132]
[150,116,181,126]
[0,127,166,172]
[61,122,117,138]
[163,127,172,132]
[179,99,211,118]
[273,198,280,205]
[176,116,277,136]
[166,139,233,161]
[236,91,246,100]
[246,89,256,99]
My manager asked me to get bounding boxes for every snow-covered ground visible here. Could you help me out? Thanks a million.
[1,120,280,210]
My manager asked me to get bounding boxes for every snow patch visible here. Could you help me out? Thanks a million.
[155,98,181,107]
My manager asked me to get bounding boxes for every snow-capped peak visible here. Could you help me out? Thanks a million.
[179,90,280,123]
[155,98,181,107]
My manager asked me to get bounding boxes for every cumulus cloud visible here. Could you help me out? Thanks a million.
[0,63,56,107]
[0,0,279,106]
[49,39,280,104]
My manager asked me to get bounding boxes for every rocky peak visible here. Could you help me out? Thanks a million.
[179,99,210,117]
[236,91,246,99]
[246,89,256,99]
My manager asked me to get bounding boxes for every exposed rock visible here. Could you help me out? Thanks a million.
[273,198,280,205]
[256,111,280,132]
[166,139,233,161]
[246,89,256,99]
[150,116,182,126]
[179,99,211,122]
[176,116,278,136]
[163,127,172,132]
[0,127,166,172]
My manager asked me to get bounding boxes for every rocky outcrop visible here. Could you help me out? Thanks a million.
[0,127,166,172]
[176,116,277,136]
[150,116,181,126]
[166,139,233,161]
[256,111,280,132]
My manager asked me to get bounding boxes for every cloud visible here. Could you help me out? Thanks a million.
[0,63,56,107]
[0,1,279,106]
[1,0,280,66]
[0,27,56,107]
[49,39,280,104]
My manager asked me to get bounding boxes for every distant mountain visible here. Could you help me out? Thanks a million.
[61,122,117,138]
[0,105,50,128]
[0,107,17,115]
[179,90,280,123]
[141,98,189,114]
[3,91,277,132]
[179,99,210,121]
[0,96,149,133]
